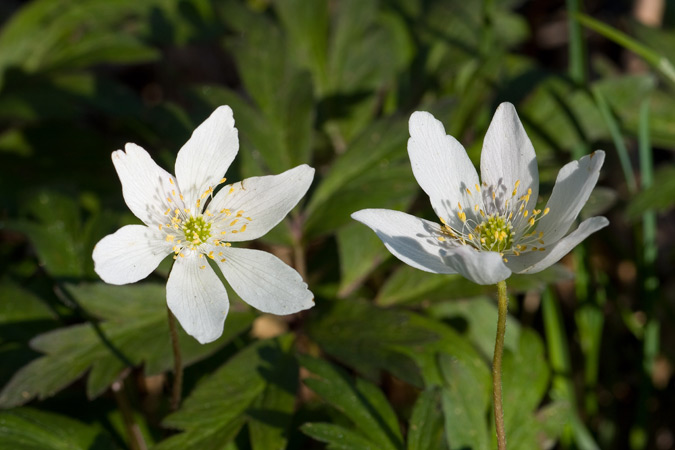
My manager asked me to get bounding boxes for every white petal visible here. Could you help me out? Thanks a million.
[214,247,314,315]
[537,151,605,245]
[112,143,177,226]
[408,111,482,230]
[175,106,239,209]
[167,255,230,344]
[480,102,539,215]
[93,225,171,285]
[506,216,609,274]
[208,165,314,242]
[351,209,511,284]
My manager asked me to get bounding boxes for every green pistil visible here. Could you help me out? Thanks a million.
[477,215,514,252]
[182,215,212,245]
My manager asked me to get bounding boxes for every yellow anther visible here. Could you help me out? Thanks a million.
[229,187,235,194]
[198,254,203,258]
[529,217,535,226]
[439,217,446,224]
[457,211,467,222]
[503,258,508,262]
[172,190,176,197]
[539,247,546,251]
[475,184,481,192]
[224,243,231,247]
[515,180,521,188]
[492,191,496,200]
[169,178,174,185]
[220,258,226,262]
[167,197,172,203]
[527,188,532,195]
[158,224,163,230]
[231,230,238,234]
[438,236,446,242]
[543,208,550,216]
[532,247,538,251]
[221,231,227,235]
[533,209,541,215]
[246,217,253,221]
[474,204,479,211]
[457,202,462,210]
[240,224,247,232]
[524,210,528,217]
[466,188,472,195]
[200,265,206,269]
[468,234,473,240]
[180,194,184,201]
[230,219,239,226]
[166,235,174,242]
[164,208,171,215]
[174,209,180,215]
[219,178,227,184]
[480,210,485,218]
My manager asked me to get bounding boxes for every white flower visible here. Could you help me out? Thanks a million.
[93,106,315,343]
[352,102,608,285]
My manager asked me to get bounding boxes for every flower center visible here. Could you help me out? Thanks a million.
[182,215,212,246]
[437,179,552,262]
[476,214,514,252]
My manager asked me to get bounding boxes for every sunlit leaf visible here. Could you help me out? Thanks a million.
[300,355,404,450]
[158,336,296,449]
[0,283,254,407]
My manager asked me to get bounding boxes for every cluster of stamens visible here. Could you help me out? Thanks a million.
[437,179,550,262]
[157,177,253,268]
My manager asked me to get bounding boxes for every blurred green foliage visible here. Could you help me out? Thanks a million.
[1,0,674,449]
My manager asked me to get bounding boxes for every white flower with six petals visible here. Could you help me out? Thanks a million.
[93,106,315,343]
[352,102,608,285]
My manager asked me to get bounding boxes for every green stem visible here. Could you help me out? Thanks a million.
[493,280,508,450]
[167,307,183,411]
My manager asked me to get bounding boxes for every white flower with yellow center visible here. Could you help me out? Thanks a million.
[352,102,608,285]
[93,106,315,343]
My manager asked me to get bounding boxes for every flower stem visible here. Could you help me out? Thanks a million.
[167,307,183,411]
[493,280,508,450]
[112,374,146,450]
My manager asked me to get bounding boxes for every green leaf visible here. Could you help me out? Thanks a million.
[336,220,391,297]
[158,336,295,449]
[407,387,444,450]
[0,278,56,342]
[248,351,299,450]
[305,117,417,237]
[427,297,522,359]
[500,329,551,449]
[300,355,404,450]
[439,355,491,450]
[376,264,573,306]
[0,407,119,450]
[300,422,380,450]
[626,165,675,219]
[0,283,254,407]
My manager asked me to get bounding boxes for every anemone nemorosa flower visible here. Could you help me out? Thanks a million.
[352,102,608,285]
[93,106,315,343]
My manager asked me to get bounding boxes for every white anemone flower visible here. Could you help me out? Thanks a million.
[93,106,315,343]
[352,102,608,285]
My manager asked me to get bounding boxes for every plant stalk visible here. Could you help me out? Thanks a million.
[493,280,508,450]
[167,307,183,411]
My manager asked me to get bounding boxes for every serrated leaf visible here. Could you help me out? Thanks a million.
[307,299,437,386]
[300,355,404,450]
[407,387,444,450]
[439,355,491,450]
[0,283,254,407]
[0,407,119,450]
[300,422,380,450]
[158,336,295,450]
